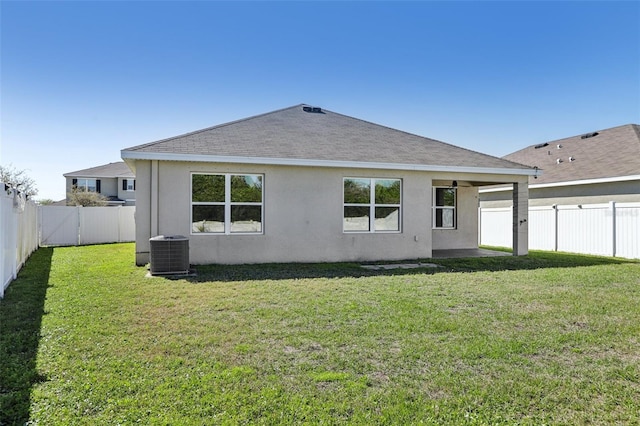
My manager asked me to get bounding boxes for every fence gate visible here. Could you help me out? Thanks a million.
[39,206,135,246]
[39,206,80,246]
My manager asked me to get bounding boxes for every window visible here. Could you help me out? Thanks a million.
[343,178,401,232]
[73,178,99,193]
[191,173,263,234]
[433,187,456,229]
[122,179,135,191]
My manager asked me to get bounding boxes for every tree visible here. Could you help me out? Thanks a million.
[67,186,108,207]
[0,164,38,198]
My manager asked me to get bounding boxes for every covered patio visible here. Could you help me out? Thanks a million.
[361,248,512,270]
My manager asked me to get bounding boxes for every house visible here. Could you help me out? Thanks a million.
[64,162,136,206]
[121,104,537,266]
[480,124,640,207]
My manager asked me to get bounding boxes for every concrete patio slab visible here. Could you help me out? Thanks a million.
[431,248,512,258]
[361,262,441,271]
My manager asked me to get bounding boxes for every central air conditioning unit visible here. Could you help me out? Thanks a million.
[149,235,190,275]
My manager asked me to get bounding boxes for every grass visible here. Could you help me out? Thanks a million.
[1,243,639,425]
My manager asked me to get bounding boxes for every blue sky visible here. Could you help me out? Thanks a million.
[1,1,639,201]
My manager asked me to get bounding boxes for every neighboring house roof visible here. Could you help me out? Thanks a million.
[503,124,640,186]
[64,161,135,178]
[122,104,535,176]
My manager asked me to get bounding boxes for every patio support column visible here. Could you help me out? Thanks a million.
[512,181,529,256]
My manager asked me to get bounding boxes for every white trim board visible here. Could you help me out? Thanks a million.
[479,175,640,193]
[122,151,537,177]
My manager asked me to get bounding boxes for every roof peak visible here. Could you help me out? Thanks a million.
[121,104,535,175]
[539,123,639,146]
[502,123,640,184]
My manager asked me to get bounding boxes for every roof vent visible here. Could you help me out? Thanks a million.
[556,158,563,164]
[534,142,549,149]
[569,156,575,162]
[302,106,323,113]
[581,132,599,139]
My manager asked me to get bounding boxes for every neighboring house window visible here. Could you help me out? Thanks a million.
[343,178,401,232]
[122,179,136,191]
[73,178,100,193]
[433,187,456,229]
[191,173,263,234]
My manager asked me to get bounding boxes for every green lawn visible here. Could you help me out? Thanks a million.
[1,243,639,425]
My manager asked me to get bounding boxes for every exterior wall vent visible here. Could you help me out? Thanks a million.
[302,106,323,113]
[149,235,190,275]
[581,132,599,139]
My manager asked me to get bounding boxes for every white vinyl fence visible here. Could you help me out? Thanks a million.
[479,202,640,259]
[39,205,135,246]
[1,185,39,298]
[1,202,136,298]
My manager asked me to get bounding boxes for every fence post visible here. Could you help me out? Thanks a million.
[552,204,558,252]
[37,205,42,246]
[10,197,18,281]
[0,187,5,298]
[610,201,616,257]
[117,205,122,243]
[77,206,82,246]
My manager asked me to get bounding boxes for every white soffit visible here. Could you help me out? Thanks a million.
[479,174,640,192]
[120,151,538,177]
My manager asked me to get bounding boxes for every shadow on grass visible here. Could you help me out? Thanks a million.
[0,247,53,425]
[186,250,637,283]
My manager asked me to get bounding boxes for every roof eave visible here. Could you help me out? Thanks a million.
[122,158,137,174]
[121,151,538,177]
[479,174,640,193]
[63,173,134,178]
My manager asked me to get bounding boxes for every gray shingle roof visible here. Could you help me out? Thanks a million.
[122,104,532,173]
[64,161,134,178]
[503,124,640,184]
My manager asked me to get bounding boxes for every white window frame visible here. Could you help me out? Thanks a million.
[432,186,456,229]
[75,178,97,192]
[191,173,264,235]
[125,179,135,191]
[343,177,402,233]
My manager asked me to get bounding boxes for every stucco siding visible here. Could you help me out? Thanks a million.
[117,178,137,205]
[134,161,152,265]
[65,178,73,196]
[432,186,479,250]
[100,178,118,198]
[132,161,528,265]
[148,162,433,264]
[65,176,120,201]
